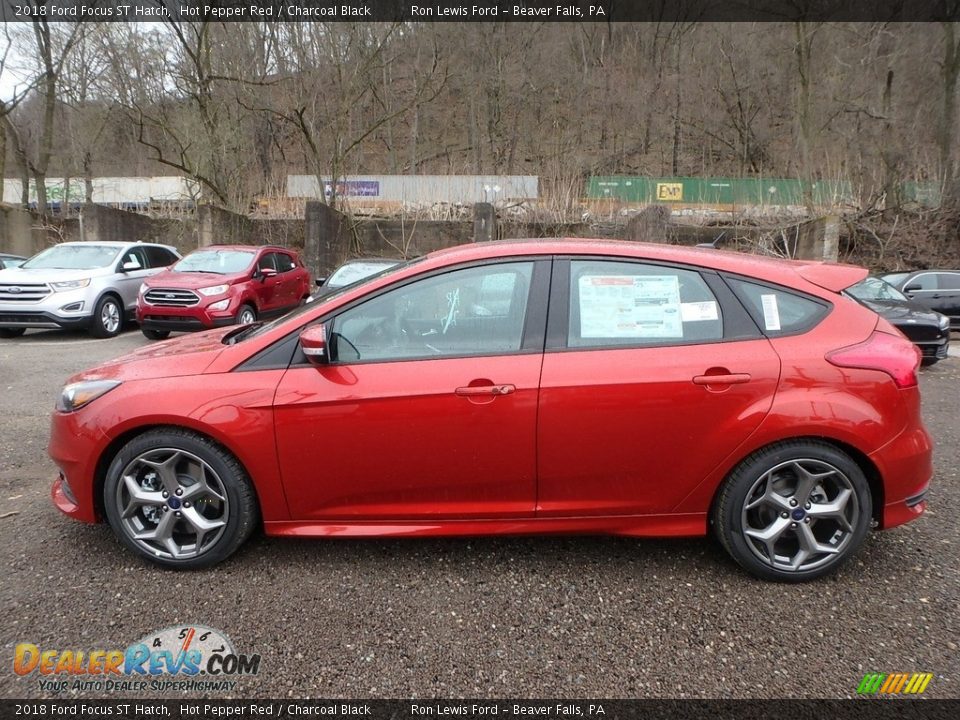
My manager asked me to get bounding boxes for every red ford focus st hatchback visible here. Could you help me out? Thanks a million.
[49,240,932,581]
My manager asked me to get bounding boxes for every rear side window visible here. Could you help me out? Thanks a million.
[726,278,829,336]
[276,252,297,272]
[568,260,723,347]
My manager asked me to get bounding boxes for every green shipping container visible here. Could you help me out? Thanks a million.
[587,176,855,206]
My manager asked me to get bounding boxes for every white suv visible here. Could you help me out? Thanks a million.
[0,242,181,338]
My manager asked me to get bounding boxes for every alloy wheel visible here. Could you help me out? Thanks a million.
[740,458,860,573]
[115,447,229,560]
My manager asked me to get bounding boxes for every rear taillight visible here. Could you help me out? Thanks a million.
[826,331,921,388]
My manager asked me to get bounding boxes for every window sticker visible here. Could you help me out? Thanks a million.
[579,275,683,338]
[680,301,719,322]
[761,293,781,331]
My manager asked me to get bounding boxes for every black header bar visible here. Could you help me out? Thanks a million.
[2,0,960,23]
[2,699,960,720]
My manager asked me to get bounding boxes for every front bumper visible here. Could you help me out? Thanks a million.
[137,296,240,332]
[0,289,96,329]
[0,310,91,330]
[48,408,107,524]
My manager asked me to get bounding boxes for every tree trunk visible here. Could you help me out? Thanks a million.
[940,23,960,208]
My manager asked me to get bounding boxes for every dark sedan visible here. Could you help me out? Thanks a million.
[882,269,960,330]
[308,258,401,302]
[847,276,950,365]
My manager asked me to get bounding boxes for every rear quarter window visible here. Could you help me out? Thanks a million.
[725,277,829,336]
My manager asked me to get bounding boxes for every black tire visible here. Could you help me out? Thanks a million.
[920,357,938,367]
[236,304,257,325]
[90,295,124,338]
[712,440,872,582]
[0,328,26,338]
[103,428,259,569]
[142,328,171,341]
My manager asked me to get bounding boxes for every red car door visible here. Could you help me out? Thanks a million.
[273,260,550,520]
[254,252,283,313]
[536,259,781,517]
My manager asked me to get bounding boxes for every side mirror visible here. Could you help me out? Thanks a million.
[259,267,277,281]
[121,260,141,272]
[316,277,327,287]
[903,284,921,293]
[300,323,328,365]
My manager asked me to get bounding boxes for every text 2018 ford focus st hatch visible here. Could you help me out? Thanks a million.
[48,240,933,581]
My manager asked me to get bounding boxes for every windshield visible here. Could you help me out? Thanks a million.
[175,249,255,274]
[328,261,400,288]
[848,277,909,302]
[22,244,121,270]
[229,256,423,344]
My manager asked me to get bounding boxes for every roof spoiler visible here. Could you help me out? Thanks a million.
[795,263,868,293]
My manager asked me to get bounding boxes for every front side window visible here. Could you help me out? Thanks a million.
[568,260,723,347]
[904,273,938,291]
[332,262,534,362]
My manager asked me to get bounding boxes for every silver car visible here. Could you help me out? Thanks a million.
[0,242,180,338]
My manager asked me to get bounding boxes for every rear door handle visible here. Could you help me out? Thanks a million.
[692,373,751,386]
[455,384,516,396]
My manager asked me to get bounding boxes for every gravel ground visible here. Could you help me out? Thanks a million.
[1,328,958,700]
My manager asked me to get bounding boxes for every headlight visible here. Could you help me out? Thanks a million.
[939,314,950,330]
[208,299,230,311]
[56,380,121,413]
[198,284,228,296]
[50,278,90,292]
[138,283,148,296]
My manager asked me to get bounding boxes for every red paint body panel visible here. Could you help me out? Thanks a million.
[537,339,781,515]
[47,239,933,549]
[274,355,542,519]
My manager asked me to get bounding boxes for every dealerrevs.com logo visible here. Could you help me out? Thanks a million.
[13,625,260,693]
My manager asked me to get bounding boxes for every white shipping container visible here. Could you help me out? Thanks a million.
[286,175,539,203]
[2,177,200,206]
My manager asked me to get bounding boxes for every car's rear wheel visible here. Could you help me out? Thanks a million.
[713,441,872,582]
[236,304,256,325]
[103,429,258,569]
[90,295,123,338]
[0,328,26,338]
[141,328,170,341]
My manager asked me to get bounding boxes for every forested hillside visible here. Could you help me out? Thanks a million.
[0,21,957,219]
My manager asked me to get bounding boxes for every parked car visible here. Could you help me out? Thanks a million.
[309,258,401,301]
[0,241,180,338]
[50,240,931,581]
[846,276,950,365]
[136,245,311,340]
[0,253,26,270]
[882,269,960,330]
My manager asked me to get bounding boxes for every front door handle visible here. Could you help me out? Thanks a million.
[455,384,516,396]
[692,373,751,386]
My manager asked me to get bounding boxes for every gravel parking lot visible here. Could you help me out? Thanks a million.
[1,328,958,700]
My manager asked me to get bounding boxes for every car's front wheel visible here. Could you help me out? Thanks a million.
[0,328,26,338]
[103,429,258,569]
[713,441,872,582]
[90,295,123,338]
[236,304,256,325]
[141,328,170,341]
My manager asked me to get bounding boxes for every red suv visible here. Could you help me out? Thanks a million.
[136,245,311,339]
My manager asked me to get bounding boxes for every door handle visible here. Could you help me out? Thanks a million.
[692,373,751,386]
[455,384,516,396]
